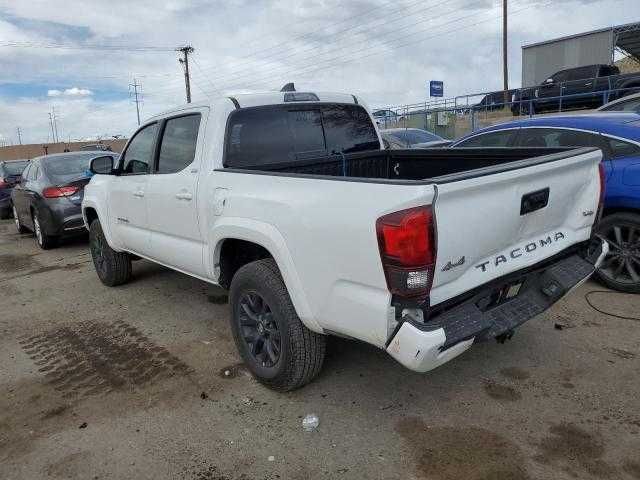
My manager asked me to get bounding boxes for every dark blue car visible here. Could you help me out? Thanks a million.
[452,113,640,293]
[0,159,30,219]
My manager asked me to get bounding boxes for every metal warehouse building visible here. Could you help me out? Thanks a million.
[522,21,640,87]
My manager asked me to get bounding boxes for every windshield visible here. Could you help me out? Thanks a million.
[3,160,29,176]
[42,153,111,182]
[392,129,442,145]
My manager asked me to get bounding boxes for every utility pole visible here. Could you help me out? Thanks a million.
[177,45,194,103]
[129,77,142,125]
[16,127,22,145]
[52,106,60,143]
[502,0,509,106]
[48,112,56,143]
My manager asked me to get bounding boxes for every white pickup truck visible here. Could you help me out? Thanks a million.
[83,89,608,391]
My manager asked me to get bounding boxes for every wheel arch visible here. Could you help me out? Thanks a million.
[211,219,321,333]
[602,206,640,218]
[82,201,120,251]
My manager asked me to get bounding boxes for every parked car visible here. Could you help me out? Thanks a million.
[452,113,640,292]
[598,92,640,112]
[82,91,606,391]
[475,89,518,111]
[0,159,29,219]
[80,143,112,151]
[513,64,640,115]
[372,109,399,127]
[12,151,119,249]
[381,128,451,149]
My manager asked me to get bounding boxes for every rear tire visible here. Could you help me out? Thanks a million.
[33,211,58,250]
[229,258,326,391]
[89,219,132,286]
[13,206,28,234]
[595,213,640,294]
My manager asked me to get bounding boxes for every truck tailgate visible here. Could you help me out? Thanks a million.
[430,148,602,306]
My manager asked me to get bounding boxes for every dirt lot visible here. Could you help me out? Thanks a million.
[1,218,639,480]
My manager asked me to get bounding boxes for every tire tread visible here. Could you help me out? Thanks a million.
[230,258,325,391]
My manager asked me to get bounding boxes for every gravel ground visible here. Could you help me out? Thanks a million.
[1,218,639,480]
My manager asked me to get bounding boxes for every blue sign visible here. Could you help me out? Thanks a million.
[430,80,444,97]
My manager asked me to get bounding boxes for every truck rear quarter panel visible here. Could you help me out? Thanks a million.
[209,171,436,348]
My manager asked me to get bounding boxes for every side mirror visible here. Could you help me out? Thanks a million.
[90,155,115,175]
[544,78,554,85]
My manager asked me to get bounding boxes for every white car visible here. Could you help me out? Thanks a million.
[82,89,607,391]
[597,92,640,112]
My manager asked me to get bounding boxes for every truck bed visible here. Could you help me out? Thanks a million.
[226,147,585,182]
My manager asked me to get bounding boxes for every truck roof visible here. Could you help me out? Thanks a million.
[148,91,361,119]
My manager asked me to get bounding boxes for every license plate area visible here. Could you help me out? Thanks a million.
[475,280,524,312]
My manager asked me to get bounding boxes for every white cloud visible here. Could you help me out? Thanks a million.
[48,87,93,97]
[63,87,93,96]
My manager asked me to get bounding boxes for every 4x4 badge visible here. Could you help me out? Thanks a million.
[442,256,465,271]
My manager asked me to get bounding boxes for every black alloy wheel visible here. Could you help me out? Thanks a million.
[237,291,281,367]
[596,213,640,293]
[90,226,109,279]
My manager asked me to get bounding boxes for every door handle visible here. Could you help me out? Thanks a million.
[133,190,144,198]
[175,192,193,201]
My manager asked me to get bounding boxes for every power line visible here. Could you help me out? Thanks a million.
[0,40,175,52]
[201,0,523,93]
[149,0,475,96]
[191,0,455,84]
[191,55,222,95]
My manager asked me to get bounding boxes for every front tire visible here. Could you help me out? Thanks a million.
[0,206,12,220]
[595,213,640,293]
[229,258,326,391]
[33,211,58,249]
[89,219,132,286]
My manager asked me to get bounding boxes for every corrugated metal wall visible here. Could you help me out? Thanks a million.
[522,29,614,87]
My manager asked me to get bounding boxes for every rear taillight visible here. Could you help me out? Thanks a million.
[0,178,7,188]
[376,206,436,299]
[43,185,80,198]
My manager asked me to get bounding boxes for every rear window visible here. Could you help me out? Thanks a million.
[43,153,110,182]
[224,104,379,168]
[3,161,29,176]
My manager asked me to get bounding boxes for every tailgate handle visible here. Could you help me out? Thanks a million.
[520,188,549,215]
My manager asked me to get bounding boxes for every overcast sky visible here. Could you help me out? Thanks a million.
[0,0,638,144]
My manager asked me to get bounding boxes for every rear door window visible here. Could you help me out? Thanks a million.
[515,128,602,148]
[455,130,517,147]
[156,114,201,174]
[224,104,379,168]
[566,66,597,82]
